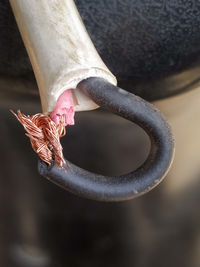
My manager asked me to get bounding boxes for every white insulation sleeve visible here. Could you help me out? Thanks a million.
[9,0,117,113]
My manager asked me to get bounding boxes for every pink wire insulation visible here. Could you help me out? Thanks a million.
[50,89,75,126]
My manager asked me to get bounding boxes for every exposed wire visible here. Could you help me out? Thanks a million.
[11,110,66,168]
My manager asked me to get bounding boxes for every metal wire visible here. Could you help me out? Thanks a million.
[11,110,66,168]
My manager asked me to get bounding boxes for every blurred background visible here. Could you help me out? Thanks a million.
[1,0,200,266]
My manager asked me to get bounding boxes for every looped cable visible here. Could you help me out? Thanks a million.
[38,77,174,202]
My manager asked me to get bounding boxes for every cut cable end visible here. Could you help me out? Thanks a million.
[10,109,67,168]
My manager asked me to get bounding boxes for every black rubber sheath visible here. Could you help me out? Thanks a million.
[38,77,174,202]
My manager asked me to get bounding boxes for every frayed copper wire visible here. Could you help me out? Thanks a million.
[10,110,66,168]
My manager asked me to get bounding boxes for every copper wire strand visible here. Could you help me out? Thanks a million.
[10,110,66,168]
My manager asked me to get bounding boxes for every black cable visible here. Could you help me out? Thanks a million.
[38,77,174,202]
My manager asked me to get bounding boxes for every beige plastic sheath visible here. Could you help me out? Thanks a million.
[9,0,117,113]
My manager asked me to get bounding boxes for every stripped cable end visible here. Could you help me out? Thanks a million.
[10,110,66,168]
[10,89,75,168]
